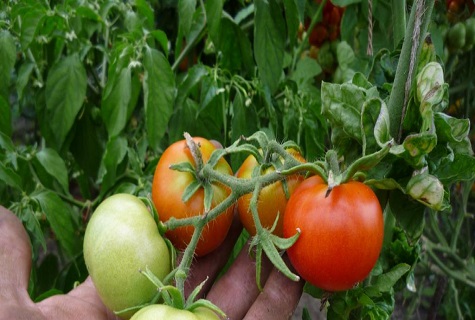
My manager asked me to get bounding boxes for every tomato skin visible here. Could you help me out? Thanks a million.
[83,194,171,319]
[130,304,220,320]
[236,150,305,237]
[283,176,384,292]
[152,137,234,257]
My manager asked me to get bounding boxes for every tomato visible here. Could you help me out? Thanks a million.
[236,149,305,237]
[152,137,234,257]
[83,194,171,319]
[447,22,466,50]
[283,176,384,292]
[130,304,220,320]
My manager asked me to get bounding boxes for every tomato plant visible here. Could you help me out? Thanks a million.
[130,304,220,320]
[236,149,305,237]
[283,175,384,292]
[152,137,234,257]
[83,194,171,319]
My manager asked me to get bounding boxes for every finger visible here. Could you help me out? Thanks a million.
[243,255,304,320]
[0,206,34,304]
[206,242,273,320]
[37,277,119,320]
[184,212,243,297]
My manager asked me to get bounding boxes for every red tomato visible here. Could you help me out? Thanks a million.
[236,149,305,237]
[152,137,234,257]
[283,176,384,291]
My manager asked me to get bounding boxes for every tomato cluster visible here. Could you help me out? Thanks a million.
[306,0,345,48]
[446,0,475,23]
[83,137,385,320]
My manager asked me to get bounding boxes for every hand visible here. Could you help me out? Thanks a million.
[0,206,303,320]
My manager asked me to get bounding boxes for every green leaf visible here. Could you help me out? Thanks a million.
[390,132,437,168]
[45,53,87,149]
[290,57,322,85]
[434,112,470,143]
[367,263,411,295]
[175,64,208,109]
[34,148,69,194]
[178,0,197,37]
[101,67,132,137]
[282,0,300,48]
[361,98,391,153]
[0,95,12,137]
[389,190,425,242]
[205,0,223,45]
[217,18,255,74]
[254,0,286,93]
[16,3,46,50]
[149,30,169,57]
[0,131,15,152]
[13,204,46,253]
[33,190,80,257]
[332,0,362,5]
[406,173,446,211]
[0,162,22,190]
[433,153,475,184]
[98,136,128,195]
[143,48,176,152]
[0,30,16,100]
[16,62,35,101]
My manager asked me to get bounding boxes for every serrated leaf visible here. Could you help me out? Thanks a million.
[254,0,286,93]
[143,48,176,152]
[45,53,87,149]
[33,190,80,257]
[34,148,69,194]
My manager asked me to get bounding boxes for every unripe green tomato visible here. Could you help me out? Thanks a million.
[447,22,466,51]
[84,194,171,319]
[130,304,221,320]
[464,17,475,50]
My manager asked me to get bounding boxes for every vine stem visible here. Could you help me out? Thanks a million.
[387,0,435,142]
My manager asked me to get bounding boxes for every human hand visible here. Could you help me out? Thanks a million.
[0,206,303,320]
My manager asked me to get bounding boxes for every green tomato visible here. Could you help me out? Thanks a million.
[447,22,466,51]
[83,194,171,319]
[130,304,221,320]
[464,17,475,50]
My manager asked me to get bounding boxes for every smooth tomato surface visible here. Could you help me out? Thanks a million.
[236,149,305,237]
[130,304,220,320]
[83,194,171,319]
[152,137,234,257]
[283,176,384,291]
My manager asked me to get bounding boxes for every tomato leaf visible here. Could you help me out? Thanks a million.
[388,190,425,242]
[98,136,128,195]
[33,190,80,257]
[282,0,300,48]
[434,112,470,143]
[101,67,132,137]
[0,96,12,136]
[204,0,223,46]
[366,263,411,295]
[433,152,475,185]
[177,0,197,38]
[34,148,70,194]
[0,31,16,101]
[254,0,286,93]
[143,48,176,152]
[12,203,46,253]
[45,53,87,150]
[0,162,22,190]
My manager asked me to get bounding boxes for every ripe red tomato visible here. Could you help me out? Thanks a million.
[236,149,305,237]
[283,175,384,291]
[152,137,234,257]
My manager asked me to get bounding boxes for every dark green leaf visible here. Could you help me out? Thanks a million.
[0,95,12,136]
[0,162,22,190]
[149,30,169,56]
[143,48,176,152]
[254,0,286,93]
[34,148,69,194]
[433,153,475,184]
[101,67,132,137]
[205,0,223,45]
[290,57,322,85]
[175,64,208,109]
[390,132,437,168]
[367,263,410,295]
[33,190,80,257]
[13,204,46,253]
[17,4,46,50]
[178,0,197,37]
[134,0,155,30]
[16,62,35,101]
[332,0,362,5]
[76,6,103,22]
[45,53,87,149]
[282,0,300,48]
[434,112,470,143]
[0,30,16,100]
[389,189,425,242]
[0,131,15,152]
[98,136,128,195]
[217,18,254,74]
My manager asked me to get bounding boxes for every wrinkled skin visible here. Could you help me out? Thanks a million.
[0,206,303,320]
